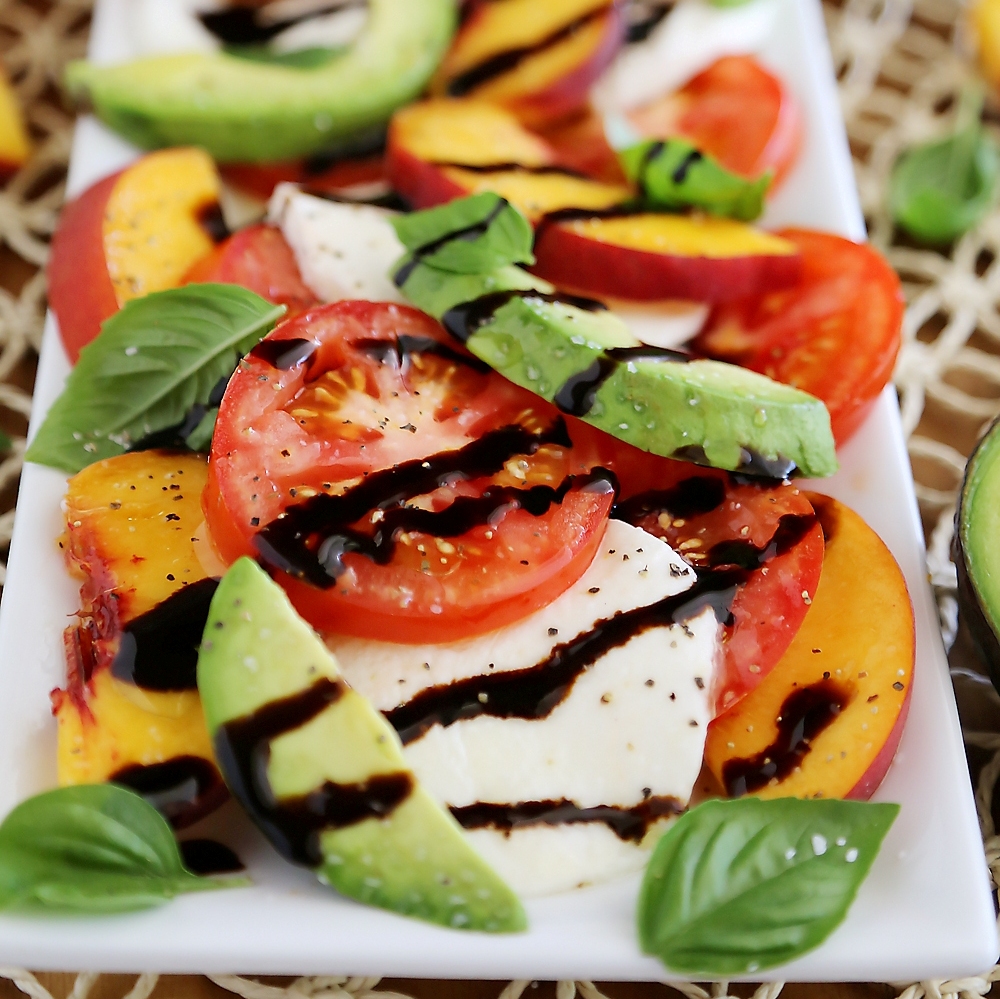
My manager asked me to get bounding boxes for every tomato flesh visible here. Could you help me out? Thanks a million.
[695,229,904,444]
[585,429,824,714]
[628,55,802,189]
[206,301,613,643]
[183,223,319,318]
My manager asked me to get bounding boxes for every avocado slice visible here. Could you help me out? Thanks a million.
[197,557,526,932]
[65,0,456,163]
[956,415,1000,691]
[396,259,838,479]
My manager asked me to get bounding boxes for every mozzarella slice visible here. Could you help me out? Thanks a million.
[331,521,719,895]
[592,0,779,114]
[270,7,368,53]
[127,0,221,60]
[267,184,405,304]
[609,299,709,349]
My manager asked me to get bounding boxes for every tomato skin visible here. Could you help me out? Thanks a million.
[206,301,613,644]
[48,171,121,364]
[695,229,904,445]
[580,426,824,713]
[220,157,386,201]
[628,55,802,189]
[183,223,319,317]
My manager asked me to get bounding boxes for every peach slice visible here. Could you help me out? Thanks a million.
[0,67,29,179]
[533,212,801,302]
[388,98,630,218]
[49,147,223,363]
[703,494,915,801]
[433,0,624,126]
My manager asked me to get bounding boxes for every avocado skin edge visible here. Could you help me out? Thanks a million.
[397,258,839,480]
[198,557,526,932]
[65,0,457,163]
[955,414,1000,692]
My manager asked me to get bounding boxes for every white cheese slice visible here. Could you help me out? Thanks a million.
[127,0,221,61]
[608,298,709,350]
[270,7,368,53]
[267,184,405,304]
[592,0,779,114]
[331,520,719,895]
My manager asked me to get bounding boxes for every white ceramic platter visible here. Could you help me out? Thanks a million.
[0,0,993,981]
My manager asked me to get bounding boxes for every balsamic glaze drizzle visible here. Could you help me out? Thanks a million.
[214,677,413,866]
[249,337,318,371]
[671,148,704,185]
[612,476,727,524]
[624,0,675,43]
[446,6,613,97]
[353,334,491,374]
[386,513,816,746]
[451,795,683,843]
[198,202,230,244]
[553,345,690,418]
[302,129,386,177]
[722,680,852,797]
[199,2,362,45]
[111,755,227,828]
[110,577,220,691]
[671,444,798,480]
[253,420,584,587]
[430,161,589,179]
[393,197,508,288]
[440,289,607,344]
[180,839,245,876]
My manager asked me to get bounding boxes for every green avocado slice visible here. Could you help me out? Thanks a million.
[956,415,1000,692]
[65,0,456,163]
[396,259,838,479]
[197,557,526,932]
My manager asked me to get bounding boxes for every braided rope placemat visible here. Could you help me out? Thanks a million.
[0,0,997,995]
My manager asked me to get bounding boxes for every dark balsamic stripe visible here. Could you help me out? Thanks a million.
[111,755,227,829]
[553,345,690,418]
[180,839,245,875]
[214,677,412,867]
[110,577,220,691]
[671,148,704,185]
[612,476,727,523]
[385,513,817,746]
[393,197,508,288]
[671,444,798,481]
[253,420,577,587]
[353,334,491,375]
[624,0,674,43]
[199,2,362,45]
[446,6,612,97]
[441,289,606,345]
[249,337,318,371]
[451,795,683,843]
[303,129,387,176]
[722,680,852,797]
[298,187,410,211]
[198,202,230,244]
[430,160,589,179]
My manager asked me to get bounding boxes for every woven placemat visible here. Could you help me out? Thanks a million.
[0,1,997,996]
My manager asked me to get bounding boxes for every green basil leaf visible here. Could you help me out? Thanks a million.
[27,283,284,474]
[637,797,900,975]
[890,86,1000,244]
[390,192,535,274]
[0,784,248,914]
[223,45,342,69]
[620,138,770,221]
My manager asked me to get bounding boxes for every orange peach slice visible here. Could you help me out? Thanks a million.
[0,67,29,179]
[533,213,801,301]
[704,494,915,801]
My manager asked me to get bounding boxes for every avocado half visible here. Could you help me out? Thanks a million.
[65,0,456,163]
[956,414,1000,690]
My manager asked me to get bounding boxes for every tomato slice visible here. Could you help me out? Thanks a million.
[628,55,802,189]
[580,426,824,714]
[183,223,319,317]
[694,229,904,445]
[220,156,386,201]
[205,301,614,644]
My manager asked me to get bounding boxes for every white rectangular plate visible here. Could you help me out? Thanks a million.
[0,0,993,981]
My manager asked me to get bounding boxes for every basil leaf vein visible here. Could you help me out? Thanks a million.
[637,797,900,975]
[27,283,285,474]
[0,784,248,914]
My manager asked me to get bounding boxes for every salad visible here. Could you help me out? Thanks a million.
[0,0,925,978]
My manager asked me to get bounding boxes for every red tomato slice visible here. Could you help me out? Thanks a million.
[205,301,614,644]
[220,156,386,201]
[628,55,802,188]
[575,423,824,714]
[694,229,904,445]
[183,223,319,317]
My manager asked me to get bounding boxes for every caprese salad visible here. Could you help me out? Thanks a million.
[11,0,914,976]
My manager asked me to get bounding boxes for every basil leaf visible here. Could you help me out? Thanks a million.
[27,283,284,474]
[390,193,535,274]
[890,87,1000,244]
[0,784,248,914]
[637,797,899,975]
[223,45,342,69]
[621,138,770,221]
